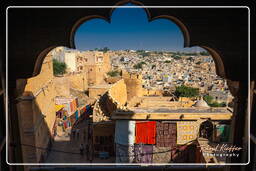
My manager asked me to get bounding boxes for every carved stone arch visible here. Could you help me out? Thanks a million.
[34,2,227,80]
[109,0,152,20]
[69,1,152,50]
[150,15,190,48]
[69,15,111,49]
[200,46,226,79]
[32,46,59,76]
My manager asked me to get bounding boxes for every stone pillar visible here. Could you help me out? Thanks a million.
[228,80,248,169]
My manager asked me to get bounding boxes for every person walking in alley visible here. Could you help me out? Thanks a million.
[79,143,84,156]
[86,144,89,160]
[76,129,80,140]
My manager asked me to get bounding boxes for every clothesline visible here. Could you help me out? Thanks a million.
[15,140,197,158]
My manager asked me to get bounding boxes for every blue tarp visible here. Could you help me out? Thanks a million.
[75,110,79,120]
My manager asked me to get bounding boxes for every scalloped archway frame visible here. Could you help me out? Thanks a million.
[33,1,226,81]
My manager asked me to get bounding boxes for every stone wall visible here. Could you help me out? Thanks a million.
[66,73,87,91]
[88,85,111,99]
[16,54,56,163]
[143,89,163,96]
[53,76,70,97]
[105,76,122,84]
[93,79,128,122]
[54,72,87,97]
[108,79,127,107]
[122,71,143,101]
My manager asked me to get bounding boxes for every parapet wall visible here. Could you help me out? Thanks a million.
[53,72,87,97]
[93,79,128,122]
[108,79,127,107]
[65,72,88,91]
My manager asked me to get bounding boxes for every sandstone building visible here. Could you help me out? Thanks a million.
[16,54,56,163]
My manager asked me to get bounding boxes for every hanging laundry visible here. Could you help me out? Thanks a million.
[134,144,153,163]
[73,100,77,111]
[115,143,134,163]
[79,106,84,115]
[152,146,172,163]
[156,122,177,147]
[75,110,79,121]
[64,103,71,116]
[75,98,78,105]
[136,121,156,144]
[63,121,67,129]
[70,101,74,113]
[85,105,92,115]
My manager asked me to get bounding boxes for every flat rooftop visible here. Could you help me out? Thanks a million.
[88,84,111,89]
[129,107,231,114]
[111,107,232,120]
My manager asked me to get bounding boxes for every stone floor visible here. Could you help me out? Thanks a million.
[45,119,115,163]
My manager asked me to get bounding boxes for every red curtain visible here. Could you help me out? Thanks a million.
[136,121,156,144]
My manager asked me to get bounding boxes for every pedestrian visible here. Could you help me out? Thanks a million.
[76,129,80,140]
[72,129,76,140]
[86,144,89,160]
[53,127,57,137]
[79,143,84,156]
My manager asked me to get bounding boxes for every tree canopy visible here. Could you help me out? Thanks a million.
[174,85,199,98]
[203,95,214,104]
[95,47,110,53]
[200,51,210,56]
[203,95,226,107]
[172,55,181,60]
[107,70,120,77]
[53,59,67,76]
[133,61,146,69]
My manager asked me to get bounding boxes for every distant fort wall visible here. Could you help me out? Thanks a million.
[122,71,143,101]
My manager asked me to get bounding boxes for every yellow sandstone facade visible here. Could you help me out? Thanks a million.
[16,54,56,163]
[122,71,143,101]
[83,51,111,85]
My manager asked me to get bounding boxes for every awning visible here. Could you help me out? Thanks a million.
[55,105,64,112]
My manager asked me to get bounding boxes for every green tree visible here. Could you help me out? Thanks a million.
[136,50,145,53]
[172,55,181,60]
[133,61,146,69]
[120,57,125,62]
[174,85,199,98]
[203,95,214,105]
[209,102,226,107]
[200,51,210,56]
[141,52,150,57]
[102,47,110,53]
[107,70,120,77]
[53,59,67,76]
[97,47,110,52]
[203,95,226,107]
[133,63,143,69]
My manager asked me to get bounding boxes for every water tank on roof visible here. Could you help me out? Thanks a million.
[194,98,209,107]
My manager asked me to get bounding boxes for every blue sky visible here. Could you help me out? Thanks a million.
[74,4,202,52]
